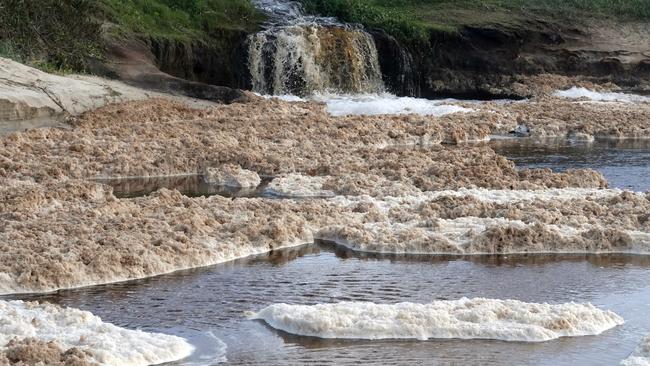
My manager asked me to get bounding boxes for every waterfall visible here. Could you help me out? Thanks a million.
[248,0,384,96]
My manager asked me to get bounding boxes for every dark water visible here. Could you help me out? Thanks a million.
[93,175,273,199]
[6,243,650,366]
[491,138,650,191]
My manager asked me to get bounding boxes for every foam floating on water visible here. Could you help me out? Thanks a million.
[622,335,650,366]
[554,87,650,103]
[317,94,474,117]
[252,298,623,342]
[269,93,474,116]
[0,300,194,366]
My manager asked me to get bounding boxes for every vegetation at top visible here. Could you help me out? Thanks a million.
[1,0,648,72]
[300,0,650,44]
[0,0,264,72]
[0,0,103,72]
[100,0,264,40]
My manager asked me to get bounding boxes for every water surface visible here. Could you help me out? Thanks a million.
[8,243,650,366]
[491,138,650,191]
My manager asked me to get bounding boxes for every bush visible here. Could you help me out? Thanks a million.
[0,0,103,71]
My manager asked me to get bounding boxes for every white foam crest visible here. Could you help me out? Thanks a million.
[314,93,474,117]
[554,87,650,103]
[266,173,335,198]
[252,298,623,342]
[317,216,650,256]
[622,335,650,366]
[329,188,629,213]
[0,300,194,366]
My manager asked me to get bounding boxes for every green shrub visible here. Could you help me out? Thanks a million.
[0,0,103,72]
[100,0,265,40]
[300,0,650,46]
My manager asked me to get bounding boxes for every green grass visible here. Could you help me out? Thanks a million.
[300,0,650,44]
[0,0,265,73]
[0,0,103,72]
[100,0,265,41]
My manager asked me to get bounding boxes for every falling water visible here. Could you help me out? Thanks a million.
[248,0,384,96]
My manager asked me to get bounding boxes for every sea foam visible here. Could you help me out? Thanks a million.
[554,87,650,103]
[0,300,194,366]
[252,298,623,342]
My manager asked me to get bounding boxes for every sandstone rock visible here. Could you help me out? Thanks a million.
[0,58,152,123]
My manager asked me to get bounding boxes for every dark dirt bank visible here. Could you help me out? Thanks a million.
[371,19,650,99]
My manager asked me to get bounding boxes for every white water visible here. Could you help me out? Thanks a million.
[252,298,623,342]
[317,94,474,116]
[248,0,383,96]
[0,300,194,366]
[554,87,650,103]
[271,94,474,117]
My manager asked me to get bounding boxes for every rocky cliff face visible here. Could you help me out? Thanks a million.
[96,14,649,99]
[148,29,252,90]
[372,19,650,98]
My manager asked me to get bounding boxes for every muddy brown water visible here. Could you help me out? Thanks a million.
[6,243,650,365]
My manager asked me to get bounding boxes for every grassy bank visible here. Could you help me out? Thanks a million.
[300,0,650,44]
[100,0,264,40]
[0,0,103,72]
[0,0,264,72]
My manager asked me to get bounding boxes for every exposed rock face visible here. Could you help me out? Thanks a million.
[0,58,152,123]
[148,31,251,90]
[97,38,253,104]
[373,20,650,98]
[203,164,261,187]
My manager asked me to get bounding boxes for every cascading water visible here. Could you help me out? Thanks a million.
[248,0,384,96]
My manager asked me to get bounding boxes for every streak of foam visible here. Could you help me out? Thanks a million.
[252,298,624,342]
[554,87,650,103]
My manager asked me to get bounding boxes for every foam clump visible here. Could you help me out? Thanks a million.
[0,300,194,366]
[267,174,335,197]
[203,164,261,187]
[318,94,474,117]
[622,335,650,366]
[554,87,650,103]
[319,189,650,255]
[252,298,623,342]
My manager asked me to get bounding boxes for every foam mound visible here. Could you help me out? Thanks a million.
[622,335,650,366]
[554,87,650,103]
[0,300,194,366]
[252,298,623,342]
[317,94,474,117]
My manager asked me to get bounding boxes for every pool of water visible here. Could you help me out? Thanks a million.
[93,175,274,199]
[491,138,650,191]
[7,243,650,366]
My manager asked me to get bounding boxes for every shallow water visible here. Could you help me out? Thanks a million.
[6,243,650,366]
[93,175,273,199]
[491,138,650,191]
